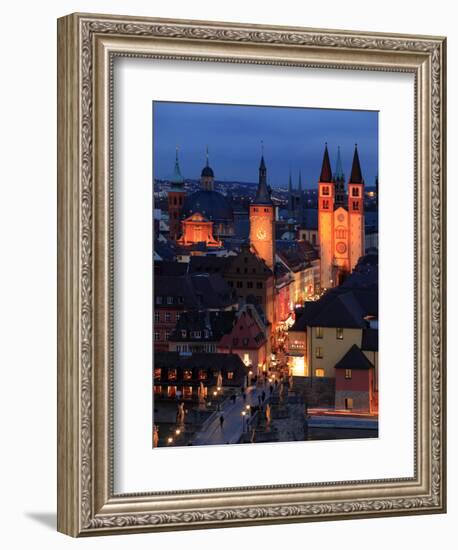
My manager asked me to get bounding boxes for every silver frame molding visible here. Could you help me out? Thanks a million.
[57,12,446,536]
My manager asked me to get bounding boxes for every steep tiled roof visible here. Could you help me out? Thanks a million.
[335,344,374,370]
[154,273,235,309]
[319,144,333,183]
[170,310,236,342]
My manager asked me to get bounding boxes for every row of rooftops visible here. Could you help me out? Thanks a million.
[154,272,235,310]
[155,239,318,278]
[290,254,378,332]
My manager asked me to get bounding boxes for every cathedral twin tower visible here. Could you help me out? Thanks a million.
[250,143,365,289]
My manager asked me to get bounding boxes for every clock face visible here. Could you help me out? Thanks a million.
[253,218,270,241]
[257,227,267,240]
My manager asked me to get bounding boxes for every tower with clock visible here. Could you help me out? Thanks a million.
[249,150,276,271]
[318,143,365,289]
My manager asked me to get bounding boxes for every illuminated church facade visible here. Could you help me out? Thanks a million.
[318,144,365,288]
[168,148,234,247]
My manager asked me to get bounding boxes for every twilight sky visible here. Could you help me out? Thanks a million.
[153,101,378,189]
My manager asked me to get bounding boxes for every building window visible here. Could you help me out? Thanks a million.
[227,371,234,380]
[154,368,161,380]
[345,369,352,379]
[322,199,329,209]
[156,296,162,305]
[183,386,193,399]
[322,186,330,196]
[181,329,187,338]
[352,187,360,197]
[168,368,177,381]
[315,327,323,339]
[242,338,249,346]
[315,368,325,377]
[315,347,323,359]
[312,234,316,245]
[167,386,177,398]
[336,328,344,340]
[247,281,253,289]
[198,369,207,380]
[154,311,160,322]
[228,281,233,287]
[154,332,160,341]
[165,331,171,341]
[183,369,192,381]
[336,228,346,239]
[345,397,354,409]
[165,312,171,322]
[352,201,359,210]
[255,296,262,304]
[176,312,181,321]
[232,338,239,346]
[236,281,243,288]
[192,331,201,339]
[256,281,263,289]
[153,385,162,396]
[167,296,173,305]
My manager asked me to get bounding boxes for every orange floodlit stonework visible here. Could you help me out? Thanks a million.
[177,212,222,247]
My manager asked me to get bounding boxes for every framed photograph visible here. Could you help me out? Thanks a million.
[57,13,446,536]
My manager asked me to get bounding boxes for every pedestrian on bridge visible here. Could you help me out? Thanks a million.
[219,414,224,429]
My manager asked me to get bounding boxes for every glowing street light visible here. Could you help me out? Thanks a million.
[167,437,173,444]
[241,410,247,431]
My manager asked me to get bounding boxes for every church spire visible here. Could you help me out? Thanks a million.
[254,142,272,204]
[334,146,344,181]
[319,143,333,183]
[171,146,184,186]
[200,144,214,189]
[349,144,364,184]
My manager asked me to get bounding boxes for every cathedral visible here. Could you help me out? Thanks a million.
[318,143,365,288]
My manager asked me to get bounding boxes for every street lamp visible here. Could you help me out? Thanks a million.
[241,410,247,431]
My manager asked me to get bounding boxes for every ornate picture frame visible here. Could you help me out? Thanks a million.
[57,13,446,536]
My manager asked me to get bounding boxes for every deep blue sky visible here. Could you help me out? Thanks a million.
[153,102,378,189]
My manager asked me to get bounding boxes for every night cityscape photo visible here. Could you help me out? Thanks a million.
[152,101,379,448]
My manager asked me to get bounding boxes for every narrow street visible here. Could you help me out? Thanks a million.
[192,385,267,446]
